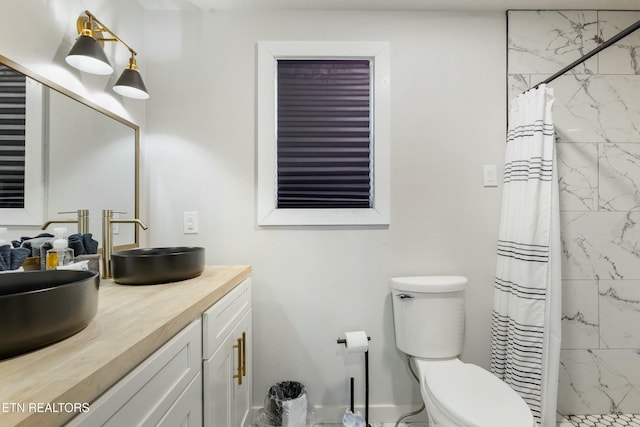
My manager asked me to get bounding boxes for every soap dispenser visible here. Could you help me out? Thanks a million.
[46,227,74,269]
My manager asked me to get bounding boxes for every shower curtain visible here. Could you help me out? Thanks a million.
[489,84,561,427]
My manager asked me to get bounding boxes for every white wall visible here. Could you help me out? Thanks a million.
[144,9,507,422]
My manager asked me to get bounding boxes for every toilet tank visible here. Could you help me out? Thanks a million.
[390,276,467,359]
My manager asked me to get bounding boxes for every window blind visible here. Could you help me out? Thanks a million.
[0,65,26,209]
[277,59,372,209]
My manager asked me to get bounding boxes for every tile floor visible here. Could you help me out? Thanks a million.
[561,414,640,427]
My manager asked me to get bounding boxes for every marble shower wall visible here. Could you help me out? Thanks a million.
[507,10,640,415]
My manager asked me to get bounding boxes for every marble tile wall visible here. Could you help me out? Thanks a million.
[507,10,640,415]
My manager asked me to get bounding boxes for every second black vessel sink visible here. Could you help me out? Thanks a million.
[111,246,205,285]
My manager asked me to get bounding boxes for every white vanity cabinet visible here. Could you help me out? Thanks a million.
[66,319,203,427]
[63,277,253,427]
[202,277,252,427]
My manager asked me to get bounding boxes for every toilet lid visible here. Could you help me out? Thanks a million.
[420,360,534,427]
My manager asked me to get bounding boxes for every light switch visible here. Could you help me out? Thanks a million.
[483,164,498,187]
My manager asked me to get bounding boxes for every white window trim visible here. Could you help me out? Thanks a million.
[257,41,390,226]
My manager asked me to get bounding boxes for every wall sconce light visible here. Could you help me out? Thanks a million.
[65,10,149,100]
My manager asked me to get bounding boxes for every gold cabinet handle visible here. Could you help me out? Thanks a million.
[233,337,243,385]
[241,332,247,377]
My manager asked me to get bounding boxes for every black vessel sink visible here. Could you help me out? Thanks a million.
[0,270,100,359]
[112,247,205,285]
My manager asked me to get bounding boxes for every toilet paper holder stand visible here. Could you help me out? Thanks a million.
[337,335,371,427]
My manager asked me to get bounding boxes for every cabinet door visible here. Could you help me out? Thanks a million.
[203,335,233,427]
[233,310,252,427]
[203,309,252,427]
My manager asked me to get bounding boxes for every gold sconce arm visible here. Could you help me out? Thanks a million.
[76,10,137,56]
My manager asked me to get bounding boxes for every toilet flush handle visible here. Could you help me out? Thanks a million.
[397,293,414,299]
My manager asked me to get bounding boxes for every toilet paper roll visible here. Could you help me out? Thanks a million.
[344,331,369,353]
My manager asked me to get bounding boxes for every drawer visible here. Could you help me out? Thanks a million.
[156,372,202,427]
[202,277,251,360]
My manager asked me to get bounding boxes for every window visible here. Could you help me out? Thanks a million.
[257,41,390,226]
[0,64,44,225]
[0,65,26,209]
[277,59,372,209]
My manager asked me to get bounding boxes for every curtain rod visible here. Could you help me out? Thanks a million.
[531,17,640,90]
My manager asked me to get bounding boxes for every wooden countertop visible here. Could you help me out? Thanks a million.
[0,265,251,427]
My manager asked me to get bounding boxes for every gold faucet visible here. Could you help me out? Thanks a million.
[42,209,89,234]
[102,209,148,279]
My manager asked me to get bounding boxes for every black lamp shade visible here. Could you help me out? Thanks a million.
[65,35,114,75]
[113,68,150,100]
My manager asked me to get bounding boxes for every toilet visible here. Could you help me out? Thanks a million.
[390,276,535,427]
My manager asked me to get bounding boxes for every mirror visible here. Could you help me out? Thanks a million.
[0,55,139,251]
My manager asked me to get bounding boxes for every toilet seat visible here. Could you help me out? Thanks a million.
[414,358,535,427]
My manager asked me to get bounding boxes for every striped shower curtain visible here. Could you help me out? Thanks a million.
[489,84,561,427]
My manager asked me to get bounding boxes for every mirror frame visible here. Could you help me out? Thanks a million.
[0,54,140,252]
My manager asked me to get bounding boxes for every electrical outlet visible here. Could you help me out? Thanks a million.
[183,211,198,234]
